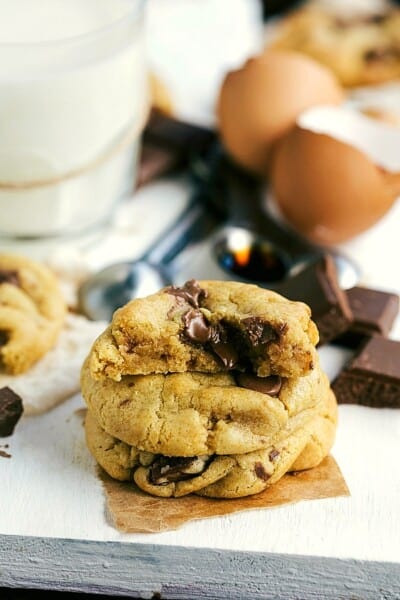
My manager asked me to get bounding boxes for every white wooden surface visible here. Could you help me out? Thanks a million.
[1,2,400,596]
[1,179,400,566]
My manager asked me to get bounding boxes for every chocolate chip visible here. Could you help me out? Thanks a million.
[210,339,239,369]
[0,387,23,437]
[364,47,400,62]
[0,269,20,287]
[183,309,212,343]
[149,455,209,485]
[0,331,9,347]
[254,462,271,482]
[269,449,280,462]
[241,317,277,347]
[236,373,282,396]
[166,279,206,308]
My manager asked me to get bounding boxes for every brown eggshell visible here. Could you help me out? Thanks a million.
[270,125,396,244]
[217,50,344,174]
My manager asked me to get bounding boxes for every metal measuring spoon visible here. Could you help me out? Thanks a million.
[78,195,221,321]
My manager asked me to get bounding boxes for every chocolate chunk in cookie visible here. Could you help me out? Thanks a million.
[0,269,20,287]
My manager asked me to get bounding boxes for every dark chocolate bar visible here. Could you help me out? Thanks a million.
[275,255,353,346]
[136,110,215,188]
[332,336,400,407]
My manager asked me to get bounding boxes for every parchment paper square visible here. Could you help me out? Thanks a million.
[99,456,349,533]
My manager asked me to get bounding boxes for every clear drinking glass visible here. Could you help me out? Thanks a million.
[0,0,148,252]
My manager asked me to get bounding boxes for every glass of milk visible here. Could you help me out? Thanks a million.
[0,0,148,250]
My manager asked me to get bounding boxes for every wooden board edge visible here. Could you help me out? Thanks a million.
[1,534,399,599]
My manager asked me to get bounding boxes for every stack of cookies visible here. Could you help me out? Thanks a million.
[81,280,337,498]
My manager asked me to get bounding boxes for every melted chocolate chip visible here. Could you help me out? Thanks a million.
[0,387,24,437]
[241,317,277,347]
[173,289,280,371]
[209,339,239,369]
[149,455,208,485]
[0,269,20,287]
[0,331,9,347]
[236,373,282,396]
[183,310,212,343]
[166,279,206,308]
[364,46,400,62]
[254,462,271,482]
[269,449,280,462]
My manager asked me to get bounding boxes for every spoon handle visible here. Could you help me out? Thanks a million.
[144,194,220,267]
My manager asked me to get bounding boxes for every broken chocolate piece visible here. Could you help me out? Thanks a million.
[149,455,209,485]
[332,336,400,407]
[136,110,215,188]
[335,286,399,349]
[0,387,23,437]
[276,255,353,346]
[166,279,206,308]
[236,373,282,396]
[0,269,20,287]
[347,286,398,336]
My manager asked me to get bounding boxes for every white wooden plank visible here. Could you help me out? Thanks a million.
[1,535,400,599]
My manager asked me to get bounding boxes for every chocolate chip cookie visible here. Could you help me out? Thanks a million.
[81,355,329,457]
[84,389,337,498]
[270,6,400,87]
[89,280,319,381]
[0,254,66,374]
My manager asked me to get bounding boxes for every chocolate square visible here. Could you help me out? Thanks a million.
[334,287,399,349]
[347,286,399,336]
[332,336,400,407]
[276,255,353,346]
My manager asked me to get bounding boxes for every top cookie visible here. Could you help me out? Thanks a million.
[0,254,66,374]
[89,280,319,381]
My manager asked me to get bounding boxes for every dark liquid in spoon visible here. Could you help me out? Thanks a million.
[216,240,288,283]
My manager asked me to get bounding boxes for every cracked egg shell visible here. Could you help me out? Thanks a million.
[217,49,344,175]
[270,125,396,245]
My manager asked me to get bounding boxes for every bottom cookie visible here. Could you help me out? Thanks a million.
[85,391,337,499]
